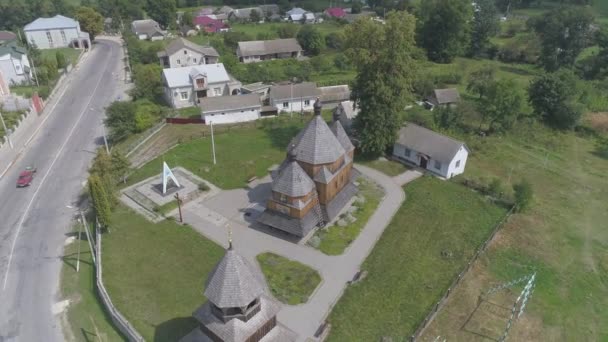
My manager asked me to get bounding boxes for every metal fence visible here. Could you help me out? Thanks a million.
[124,121,166,157]
[409,206,515,341]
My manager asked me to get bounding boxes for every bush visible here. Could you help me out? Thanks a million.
[487,178,504,199]
[513,179,533,212]
[198,182,210,191]
[433,71,463,86]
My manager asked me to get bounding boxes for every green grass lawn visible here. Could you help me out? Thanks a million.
[357,158,409,177]
[61,222,125,342]
[312,177,384,255]
[0,110,24,138]
[256,253,321,305]
[327,176,507,341]
[40,47,82,66]
[102,205,225,341]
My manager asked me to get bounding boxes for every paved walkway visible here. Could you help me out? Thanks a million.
[393,169,424,186]
[181,164,407,341]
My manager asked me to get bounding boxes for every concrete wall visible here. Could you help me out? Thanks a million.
[167,49,205,68]
[446,146,468,179]
[26,27,80,49]
[393,143,468,179]
[204,107,260,125]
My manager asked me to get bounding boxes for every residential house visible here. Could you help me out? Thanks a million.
[217,6,234,16]
[236,38,302,63]
[181,242,297,342]
[179,25,197,37]
[24,15,90,49]
[269,82,320,113]
[200,93,262,125]
[259,4,281,19]
[258,99,357,237]
[319,84,350,106]
[157,38,219,68]
[162,63,241,108]
[286,8,315,23]
[425,88,460,110]
[131,19,166,41]
[0,70,10,96]
[241,82,272,100]
[332,100,359,132]
[325,7,346,18]
[196,7,215,16]
[0,42,32,85]
[228,7,264,22]
[193,16,230,33]
[0,31,17,45]
[393,123,469,179]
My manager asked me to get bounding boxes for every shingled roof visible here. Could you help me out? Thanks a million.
[330,120,354,153]
[237,38,302,58]
[204,247,266,308]
[158,38,219,58]
[288,115,346,165]
[396,123,468,164]
[431,88,460,105]
[272,161,315,197]
[269,82,320,102]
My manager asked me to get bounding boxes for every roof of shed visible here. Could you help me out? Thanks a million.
[200,94,261,114]
[237,38,302,57]
[269,82,319,101]
[395,123,467,163]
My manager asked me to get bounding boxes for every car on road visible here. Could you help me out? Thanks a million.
[16,166,36,187]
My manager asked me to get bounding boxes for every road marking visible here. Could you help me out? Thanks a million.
[2,43,115,291]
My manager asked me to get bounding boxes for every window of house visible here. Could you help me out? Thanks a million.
[434,160,441,170]
[214,87,222,95]
[455,160,461,168]
[304,99,310,106]
[283,102,289,108]
[180,92,188,100]
[193,58,197,63]
[280,194,287,203]
[404,148,411,157]
[60,30,67,44]
[184,50,187,54]
[46,31,53,47]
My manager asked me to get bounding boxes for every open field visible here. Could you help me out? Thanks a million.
[419,123,608,341]
[256,253,321,305]
[327,176,507,341]
[61,223,125,342]
[102,205,224,341]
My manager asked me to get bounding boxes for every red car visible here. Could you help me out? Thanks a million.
[16,166,36,187]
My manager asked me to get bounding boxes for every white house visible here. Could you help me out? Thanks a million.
[200,94,261,125]
[157,38,219,68]
[131,19,166,41]
[24,15,90,49]
[162,63,241,108]
[0,42,32,85]
[269,82,320,114]
[393,123,469,179]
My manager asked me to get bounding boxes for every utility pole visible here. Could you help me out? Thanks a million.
[210,121,216,165]
[174,192,183,223]
[28,56,40,88]
[101,122,110,154]
[0,111,13,149]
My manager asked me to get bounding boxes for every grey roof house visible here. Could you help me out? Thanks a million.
[236,38,302,63]
[426,88,460,109]
[181,241,297,342]
[228,7,264,22]
[24,15,90,49]
[199,93,262,125]
[131,19,166,41]
[0,41,32,85]
[158,38,219,68]
[269,82,320,113]
[393,123,469,179]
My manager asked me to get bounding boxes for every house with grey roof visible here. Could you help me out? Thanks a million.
[217,6,235,15]
[24,15,90,49]
[0,41,32,85]
[332,100,359,133]
[258,99,357,238]
[228,7,264,22]
[269,82,320,114]
[162,63,242,108]
[131,19,166,41]
[426,88,460,110]
[158,38,219,68]
[236,38,302,63]
[393,123,469,179]
[200,93,262,125]
[181,241,297,342]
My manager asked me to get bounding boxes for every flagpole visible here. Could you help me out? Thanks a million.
[211,121,216,165]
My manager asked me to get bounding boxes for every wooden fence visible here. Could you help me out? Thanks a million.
[166,117,205,124]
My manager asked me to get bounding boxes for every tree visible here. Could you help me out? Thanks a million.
[55,51,68,69]
[74,7,104,40]
[43,58,58,84]
[530,7,594,71]
[467,66,496,99]
[131,64,164,102]
[88,174,112,227]
[105,101,138,140]
[325,31,345,50]
[146,0,176,28]
[513,179,533,212]
[433,106,464,129]
[351,1,362,14]
[469,0,499,57]
[418,0,472,63]
[479,78,524,132]
[249,9,261,23]
[297,25,325,56]
[276,24,300,38]
[134,100,164,132]
[181,10,194,26]
[345,12,418,155]
[528,70,582,129]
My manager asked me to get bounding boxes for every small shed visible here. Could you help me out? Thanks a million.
[426,88,460,110]
[393,123,469,179]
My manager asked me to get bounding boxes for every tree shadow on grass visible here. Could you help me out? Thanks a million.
[154,316,198,342]
[262,124,302,150]
[592,138,608,160]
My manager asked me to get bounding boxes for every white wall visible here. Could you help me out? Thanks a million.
[26,27,80,49]
[0,53,32,85]
[165,82,233,108]
[204,108,260,124]
[446,146,468,179]
[393,143,468,179]
[168,49,205,68]
[272,97,315,113]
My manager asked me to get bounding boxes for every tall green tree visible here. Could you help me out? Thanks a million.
[467,65,496,99]
[345,12,418,155]
[297,25,325,56]
[74,7,104,40]
[528,69,583,129]
[276,24,300,38]
[530,7,594,71]
[105,101,138,140]
[513,179,533,212]
[146,0,176,28]
[88,174,112,227]
[418,0,472,63]
[479,78,524,132]
[469,0,499,57]
[131,64,164,102]
[249,9,261,22]
[55,51,68,69]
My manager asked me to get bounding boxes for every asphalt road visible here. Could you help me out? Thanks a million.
[0,38,125,342]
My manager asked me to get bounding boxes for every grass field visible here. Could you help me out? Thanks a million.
[419,122,608,341]
[61,223,125,342]
[356,158,409,177]
[256,253,321,305]
[313,177,384,255]
[327,177,507,341]
[40,47,82,66]
[102,205,224,341]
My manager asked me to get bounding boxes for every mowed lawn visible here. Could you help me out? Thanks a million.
[327,177,507,341]
[102,205,225,341]
[257,253,321,305]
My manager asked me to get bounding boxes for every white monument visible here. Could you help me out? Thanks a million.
[162,161,181,194]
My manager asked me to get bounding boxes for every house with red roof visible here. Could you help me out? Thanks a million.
[193,15,230,33]
[325,7,346,18]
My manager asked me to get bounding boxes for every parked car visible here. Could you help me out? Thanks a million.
[16,166,36,187]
